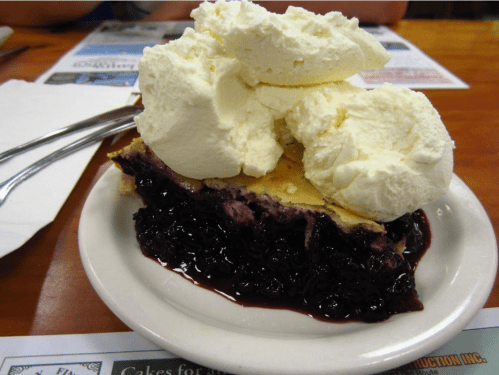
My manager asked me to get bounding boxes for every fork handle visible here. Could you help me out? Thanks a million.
[0,105,142,164]
[0,118,136,206]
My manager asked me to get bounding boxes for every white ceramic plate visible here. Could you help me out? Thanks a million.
[79,166,497,375]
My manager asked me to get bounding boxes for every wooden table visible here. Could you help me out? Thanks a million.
[0,20,498,337]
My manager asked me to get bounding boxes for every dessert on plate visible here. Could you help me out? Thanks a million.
[110,0,455,322]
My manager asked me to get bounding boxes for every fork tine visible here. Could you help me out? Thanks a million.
[0,118,136,207]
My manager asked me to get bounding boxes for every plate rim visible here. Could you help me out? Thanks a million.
[79,166,497,375]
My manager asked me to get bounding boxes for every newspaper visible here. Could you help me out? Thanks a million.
[0,308,497,375]
[36,21,192,94]
[349,26,469,89]
[36,21,468,94]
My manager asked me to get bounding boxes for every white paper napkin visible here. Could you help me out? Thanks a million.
[0,79,133,257]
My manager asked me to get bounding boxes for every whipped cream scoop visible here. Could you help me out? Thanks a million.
[192,0,390,86]
[135,0,454,222]
[286,82,455,221]
[136,28,282,179]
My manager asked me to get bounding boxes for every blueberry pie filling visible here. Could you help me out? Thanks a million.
[111,139,431,323]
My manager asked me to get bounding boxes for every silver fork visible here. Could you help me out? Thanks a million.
[0,105,142,164]
[0,117,136,207]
